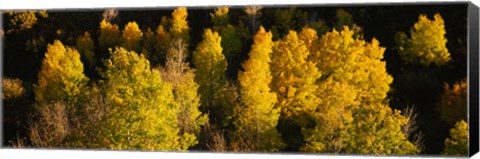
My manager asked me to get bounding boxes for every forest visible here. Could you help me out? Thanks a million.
[1,3,468,156]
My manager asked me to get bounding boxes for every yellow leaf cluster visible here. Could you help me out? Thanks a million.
[235,26,285,151]
[397,14,451,66]
[270,29,321,121]
[2,78,25,100]
[100,47,191,150]
[443,120,468,156]
[121,21,143,52]
[99,19,121,50]
[34,40,88,104]
[193,29,227,111]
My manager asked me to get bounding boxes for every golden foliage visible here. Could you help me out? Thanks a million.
[99,19,121,50]
[270,29,321,121]
[34,40,88,104]
[439,79,467,125]
[2,78,25,100]
[300,27,417,154]
[396,14,451,66]
[121,21,143,52]
[234,26,285,151]
[443,120,468,156]
[193,29,227,113]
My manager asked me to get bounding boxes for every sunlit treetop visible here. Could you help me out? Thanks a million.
[211,6,229,27]
[443,120,468,156]
[121,21,143,52]
[34,40,88,104]
[396,13,451,66]
[170,7,190,42]
[99,19,121,50]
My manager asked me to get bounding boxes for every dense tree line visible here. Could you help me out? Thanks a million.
[2,4,468,156]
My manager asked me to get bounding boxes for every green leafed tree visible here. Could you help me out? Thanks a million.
[443,120,468,156]
[121,21,143,53]
[233,26,285,152]
[193,29,227,117]
[98,47,194,150]
[76,31,95,68]
[210,7,242,66]
[34,40,88,104]
[395,13,451,66]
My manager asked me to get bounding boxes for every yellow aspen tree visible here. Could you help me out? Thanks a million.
[170,7,190,43]
[443,120,468,156]
[234,26,285,151]
[121,21,143,52]
[98,19,120,50]
[439,79,467,125]
[395,13,451,66]
[75,31,95,67]
[99,47,195,151]
[211,7,229,28]
[161,39,208,144]
[34,40,88,104]
[302,27,418,154]
[270,29,321,123]
[193,29,227,120]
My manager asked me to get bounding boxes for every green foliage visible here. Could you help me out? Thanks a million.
[335,9,354,30]
[396,14,451,66]
[162,39,208,142]
[99,19,121,50]
[76,31,95,67]
[234,26,285,151]
[271,7,308,39]
[439,80,467,125]
[34,40,89,104]
[141,28,157,63]
[211,7,230,27]
[193,29,228,114]
[443,120,468,156]
[121,21,143,52]
[99,47,194,150]
[211,7,242,64]
[307,20,330,36]
[2,78,26,100]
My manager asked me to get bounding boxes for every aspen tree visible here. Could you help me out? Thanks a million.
[193,29,228,123]
[234,27,285,151]
[396,14,451,66]
[99,47,194,150]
